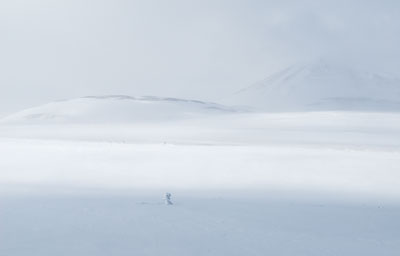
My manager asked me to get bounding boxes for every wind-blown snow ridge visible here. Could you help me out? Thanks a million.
[0,95,238,124]
[82,95,211,105]
[223,59,400,112]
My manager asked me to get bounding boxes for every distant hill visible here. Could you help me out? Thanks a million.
[222,60,400,112]
[0,95,237,124]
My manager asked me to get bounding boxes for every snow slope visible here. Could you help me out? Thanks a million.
[0,95,237,124]
[222,60,400,111]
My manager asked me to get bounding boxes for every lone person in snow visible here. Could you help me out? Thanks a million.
[165,192,173,205]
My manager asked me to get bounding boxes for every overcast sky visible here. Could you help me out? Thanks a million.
[1,0,399,115]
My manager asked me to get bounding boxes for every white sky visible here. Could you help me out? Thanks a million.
[1,0,399,115]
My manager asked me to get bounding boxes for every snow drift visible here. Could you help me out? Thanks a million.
[222,60,400,111]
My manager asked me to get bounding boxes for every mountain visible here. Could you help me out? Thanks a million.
[222,60,400,112]
[0,95,237,124]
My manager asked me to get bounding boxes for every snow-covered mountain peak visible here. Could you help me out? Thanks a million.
[224,59,400,112]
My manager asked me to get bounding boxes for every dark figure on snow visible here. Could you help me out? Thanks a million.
[165,193,173,205]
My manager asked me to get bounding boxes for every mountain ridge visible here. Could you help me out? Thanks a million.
[223,60,400,111]
[0,95,238,124]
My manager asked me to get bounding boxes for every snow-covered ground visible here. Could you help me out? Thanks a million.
[1,194,399,256]
[1,105,400,255]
